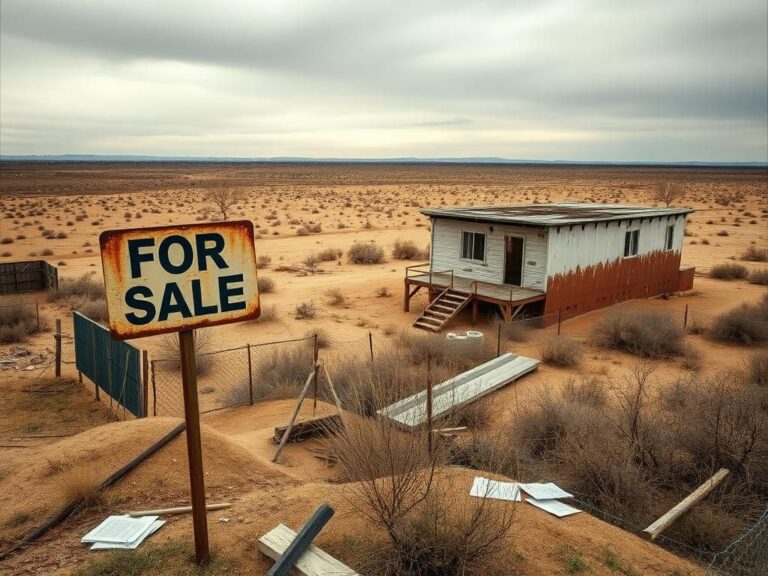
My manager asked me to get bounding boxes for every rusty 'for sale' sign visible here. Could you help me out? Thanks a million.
[100,221,260,340]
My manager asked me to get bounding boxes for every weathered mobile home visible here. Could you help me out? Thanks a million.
[404,203,695,331]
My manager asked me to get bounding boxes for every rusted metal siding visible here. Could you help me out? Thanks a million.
[678,266,696,292]
[430,218,548,290]
[543,215,689,317]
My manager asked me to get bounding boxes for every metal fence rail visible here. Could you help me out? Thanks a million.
[73,311,147,418]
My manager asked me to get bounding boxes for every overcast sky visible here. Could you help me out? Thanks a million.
[1,0,766,161]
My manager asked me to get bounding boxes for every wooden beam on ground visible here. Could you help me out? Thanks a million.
[273,414,343,444]
[642,468,730,541]
[128,503,231,517]
[259,523,360,576]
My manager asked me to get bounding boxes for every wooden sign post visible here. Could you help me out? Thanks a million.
[99,221,261,564]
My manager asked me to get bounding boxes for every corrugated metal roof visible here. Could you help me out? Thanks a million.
[421,202,694,226]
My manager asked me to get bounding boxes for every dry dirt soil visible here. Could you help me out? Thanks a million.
[0,162,766,575]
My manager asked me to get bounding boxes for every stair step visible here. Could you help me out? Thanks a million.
[433,305,457,314]
[418,316,443,326]
[414,320,440,332]
[424,310,449,319]
[441,296,466,304]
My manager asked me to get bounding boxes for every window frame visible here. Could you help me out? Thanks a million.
[665,224,675,251]
[623,228,639,258]
[460,230,487,263]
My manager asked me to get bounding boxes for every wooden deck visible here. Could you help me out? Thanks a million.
[404,265,546,325]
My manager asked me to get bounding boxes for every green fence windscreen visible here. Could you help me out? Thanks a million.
[73,311,145,417]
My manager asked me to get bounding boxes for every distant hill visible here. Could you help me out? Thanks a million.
[1,154,765,167]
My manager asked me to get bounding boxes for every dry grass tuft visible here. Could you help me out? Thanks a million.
[709,262,748,280]
[539,336,582,367]
[60,466,104,511]
[0,299,46,343]
[591,308,683,358]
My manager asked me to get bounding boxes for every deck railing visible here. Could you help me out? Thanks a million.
[470,279,515,304]
[405,263,454,294]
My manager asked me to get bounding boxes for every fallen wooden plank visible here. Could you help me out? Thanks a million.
[378,353,539,430]
[642,468,730,541]
[273,414,343,444]
[128,503,231,517]
[258,523,359,576]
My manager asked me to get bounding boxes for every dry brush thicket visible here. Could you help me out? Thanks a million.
[0,299,47,343]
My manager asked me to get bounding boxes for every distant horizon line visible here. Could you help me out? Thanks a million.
[1,153,766,168]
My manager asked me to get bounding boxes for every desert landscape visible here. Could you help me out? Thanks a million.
[0,162,766,575]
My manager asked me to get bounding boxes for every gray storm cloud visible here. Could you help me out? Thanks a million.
[0,0,766,161]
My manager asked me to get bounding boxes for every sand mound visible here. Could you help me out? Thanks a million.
[0,417,294,546]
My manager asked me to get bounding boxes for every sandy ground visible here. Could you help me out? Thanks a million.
[0,163,766,574]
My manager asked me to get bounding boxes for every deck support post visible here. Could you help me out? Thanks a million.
[403,279,410,312]
[471,299,478,325]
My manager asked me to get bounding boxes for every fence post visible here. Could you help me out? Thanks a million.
[557,308,562,336]
[368,331,374,363]
[35,302,40,332]
[426,352,433,455]
[247,344,254,406]
[496,322,502,357]
[312,334,319,412]
[151,360,157,417]
[683,304,689,329]
[54,319,61,379]
[142,350,149,418]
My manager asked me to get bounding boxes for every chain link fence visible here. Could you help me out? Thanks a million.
[151,336,315,416]
[709,506,768,576]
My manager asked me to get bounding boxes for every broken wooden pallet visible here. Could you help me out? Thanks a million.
[258,523,359,576]
[273,414,343,444]
[378,352,539,430]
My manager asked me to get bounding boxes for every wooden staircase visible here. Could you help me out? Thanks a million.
[413,288,473,332]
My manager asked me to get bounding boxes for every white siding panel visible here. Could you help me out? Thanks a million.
[430,219,548,290]
[546,215,688,278]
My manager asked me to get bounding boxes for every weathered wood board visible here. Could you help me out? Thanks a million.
[258,523,360,576]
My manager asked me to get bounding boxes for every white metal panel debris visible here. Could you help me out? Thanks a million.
[377,353,540,430]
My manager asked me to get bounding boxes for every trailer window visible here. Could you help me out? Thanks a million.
[461,231,486,262]
[665,224,674,250]
[623,229,639,257]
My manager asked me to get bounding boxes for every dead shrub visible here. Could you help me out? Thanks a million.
[294,301,317,319]
[392,239,420,260]
[318,247,343,262]
[250,346,314,402]
[331,414,516,576]
[257,276,275,293]
[709,262,748,280]
[539,336,582,367]
[746,351,768,387]
[748,267,768,285]
[741,245,768,262]
[76,298,109,323]
[562,376,607,407]
[255,304,277,323]
[256,254,272,269]
[60,467,103,511]
[0,299,45,343]
[591,308,684,357]
[348,242,385,264]
[708,302,768,345]
[50,273,105,301]
[305,328,331,348]
[157,329,213,375]
[324,288,346,306]
[494,319,531,342]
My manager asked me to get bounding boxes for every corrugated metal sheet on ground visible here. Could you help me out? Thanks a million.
[378,352,540,429]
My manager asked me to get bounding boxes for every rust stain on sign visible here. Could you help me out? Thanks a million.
[100,221,260,340]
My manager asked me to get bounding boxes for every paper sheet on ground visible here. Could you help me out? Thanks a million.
[518,482,573,500]
[90,520,165,550]
[527,498,581,517]
[469,477,521,501]
[82,515,161,545]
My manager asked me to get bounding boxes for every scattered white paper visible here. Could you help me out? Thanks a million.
[82,515,162,549]
[469,477,521,502]
[519,482,573,500]
[90,520,165,550]
[527,498,581,518]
